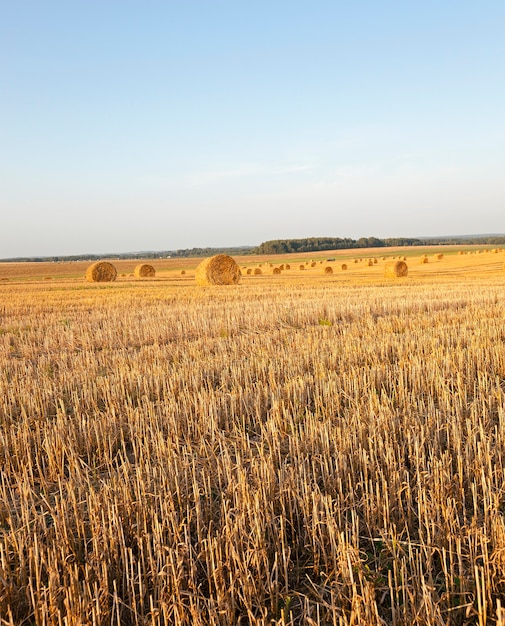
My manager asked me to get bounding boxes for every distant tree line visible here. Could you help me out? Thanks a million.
[252,237,423,255]
[252,235,505,255]
[2,235,505,263]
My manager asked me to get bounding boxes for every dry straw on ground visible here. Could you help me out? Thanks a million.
[384,260,408,277]
[195,254,241,286]
[85,261,117,283]
[134,264,156,278]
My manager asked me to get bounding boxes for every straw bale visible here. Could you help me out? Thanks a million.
[420,255,428,264]
[85,262,117,283]
[323,266,333,274]
[367,259,374,266]
[384,260,408,278]
[134,263,156,278]
[195,254,241,285]
[272,267,282,274]
[299,264,305,270]
[436,253,444,260]
[254,268,262,275]
[341,263,348,270]
[181,270,186,275]
[285,264,291,270]
[311,262,316,267]
[246,268,252,275]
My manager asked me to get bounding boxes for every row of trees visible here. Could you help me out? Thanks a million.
[252,237,424,255]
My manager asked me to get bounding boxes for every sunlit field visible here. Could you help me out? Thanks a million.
[1,247,505,625]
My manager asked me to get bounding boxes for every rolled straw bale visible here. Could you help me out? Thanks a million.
[134,263,155,278]
[195,254,241,285]
[367,259,374,266]
[341,263,348,270]
[436,253,444,260]
[254,267,262,275]
[323,266,333,274]
[373,258,378,264]
[354,259,358,263]
[272,267,282,275]
[246,268,252,275]
[420,255,428,264]
[285,264,291,270]
[181,270,186,275]
[85,262,117,283]
[299,264,305,270]
[311,262,316,267]
[384,260,408,278]
[279,264,285,270]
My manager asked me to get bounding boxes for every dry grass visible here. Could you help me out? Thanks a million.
[1,251,505,624]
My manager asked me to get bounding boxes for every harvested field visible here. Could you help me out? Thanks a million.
[1,248,505,624]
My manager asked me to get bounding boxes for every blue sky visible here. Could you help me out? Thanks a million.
[1,1,504,257]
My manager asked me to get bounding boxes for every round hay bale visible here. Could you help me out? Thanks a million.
[354,259,358,263]
[436,253,444,260]
[323,266,333,274]
[181,270,186,275]
[381,256,386,261]
[367,259,374,266]
[253,267,262,275]
[134,263,156,278]
[246,268,252,275]
[272,267,282,275]
[285,264,291,270]
[384,260,408,278]
[299,264,305,270]
[85,262,117,283]
[373,258,378,264]
[279,264,285,270]
[311,262,316,267]
[195,254,241,286]
[420,255,428,264]
[341,263,348,270]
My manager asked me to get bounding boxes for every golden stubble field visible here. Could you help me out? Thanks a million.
[1,246,505,625]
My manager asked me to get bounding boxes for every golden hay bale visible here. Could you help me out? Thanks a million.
[246,268,252,275]
[341,263,348,270]
[134,263,155,278]
[458,250,464,255]
[384,260,408,278]
[254,267,262,275]
[436,253,444,260]
[195,254,241,286]
[323,266,333,274]
[373,258,378,264]
[279,264,285,270]
[272,267,282,274]
[354,259,358,263]
[311,262,316,267]
[367,259,374,266]
[181,270,186,275]
[420,255,428,264]
[298,264,305,270]
[85,261,117,283]
[285,264,291,270]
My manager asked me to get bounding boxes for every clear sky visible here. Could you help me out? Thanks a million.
[1,1,504,258]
